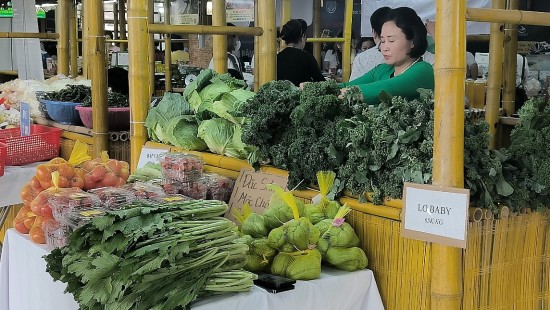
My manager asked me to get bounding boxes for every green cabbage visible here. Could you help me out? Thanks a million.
[315,219,360,256]
[271,249,322,280]
[241,213,268,238]
[209,89,255,124]
[267,217,320,252]
[144,92,194,143]
[325,247,368,272]
[235,236,276,272]
[263,197,305,230]
[164,115,207,151]
[197,118,248,159]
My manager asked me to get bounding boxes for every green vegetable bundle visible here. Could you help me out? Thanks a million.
[44,199,257,310]
[235,235,277,272]
[304,171,341,224]
[127,163,162,183]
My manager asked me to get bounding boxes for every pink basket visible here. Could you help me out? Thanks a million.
[0,142,6,176]
[75,106,130,131]
[0,125,62,166]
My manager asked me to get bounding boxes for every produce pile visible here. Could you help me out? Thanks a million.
[234,171,367,280]
[45,199,257,310]
[145,69,255,160]
[43,84,129,107]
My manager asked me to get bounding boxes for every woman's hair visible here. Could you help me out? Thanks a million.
[333,29,356,69]
[385,7,428,58]
[357,37,375,50]
[370,6,391,36]
[279,19,307,44]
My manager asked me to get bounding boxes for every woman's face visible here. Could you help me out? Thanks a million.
[379,21,413,67]
[361,40,374,51]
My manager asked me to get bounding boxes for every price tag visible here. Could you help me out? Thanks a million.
[401,183,469,248]
[20,102,31,136]
[136,147,169,169]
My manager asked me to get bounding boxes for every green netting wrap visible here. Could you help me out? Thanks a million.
[270,249,322,280]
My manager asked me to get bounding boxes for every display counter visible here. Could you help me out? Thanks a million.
[0,229,384,310]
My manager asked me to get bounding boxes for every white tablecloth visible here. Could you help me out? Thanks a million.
[0,162,43,207]
[0,229,385,310]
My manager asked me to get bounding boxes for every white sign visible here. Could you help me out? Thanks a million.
[402,183,469,248]
[136,147,169,169]
[19,102,31,136]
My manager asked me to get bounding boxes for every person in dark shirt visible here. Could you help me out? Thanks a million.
[277,19,325,86]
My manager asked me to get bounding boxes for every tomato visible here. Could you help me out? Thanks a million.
[23,216,36,229]
[39,179,52,189]
[119,168,130,181]
[106,160,121,174]
[57,176,70,188]
[70,176,85,189]
[116,177,126,187]
[90,165,107,182]
[49,158,66,165]
[14,220,29,234]
[57,163,74,178]
[29,226,45,244]
[30,176,43,191]
[36,165,52,182]
[84,176,97,190]
[101,172,119,187]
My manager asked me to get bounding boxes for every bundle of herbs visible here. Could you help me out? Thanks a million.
[44,199,256,310]
[44,85,91,103]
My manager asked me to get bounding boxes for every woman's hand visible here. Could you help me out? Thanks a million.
[425,19,435,37]
[338,87,349,99]
[299,82,310,90]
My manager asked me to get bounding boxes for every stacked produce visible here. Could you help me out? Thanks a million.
[127,163,162,183]
[43,84,129,108]
[235,173,367,280]
[145,69,255,160]
[44,199,257,309]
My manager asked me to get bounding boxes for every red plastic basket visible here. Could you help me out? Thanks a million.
[0,142,6,176]
[0,125,62,166]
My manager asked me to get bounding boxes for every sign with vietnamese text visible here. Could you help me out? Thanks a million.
[19,102,31,137]
[226,169,288,222]
[402,183,469,248]
[136,146,169,169]
[226,0,254,23]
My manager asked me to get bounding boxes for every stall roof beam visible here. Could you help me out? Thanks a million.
[148,24,263,36]
[467,8,550,26]
[0,32,58,39]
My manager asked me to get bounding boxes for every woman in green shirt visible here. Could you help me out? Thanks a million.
[341,7,435,105]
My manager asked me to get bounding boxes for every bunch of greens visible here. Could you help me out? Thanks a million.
[81,91,130,108]
[44,85,91,103]
[127,163,162,183]
[44,199,257,310]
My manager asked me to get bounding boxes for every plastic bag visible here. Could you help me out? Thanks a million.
[80,151,130,190]
[304,171,340,224]
[271,249,322,280]
[13,205,37,234]
[29,215,51,244]
[34,141,90,189]
[263,184,305,230]
[30,171,86,217]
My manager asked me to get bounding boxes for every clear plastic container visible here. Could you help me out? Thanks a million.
[123,181,165,200]
[43,219,70,250]
[89,186,137,209]
[49,192,101,223]
[202,173,235,202]
[159,152,204,183]
[64,208,107,229]
[146,194,193,206]
[179,181,209,200]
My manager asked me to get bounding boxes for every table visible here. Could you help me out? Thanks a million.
[0,229,385,310]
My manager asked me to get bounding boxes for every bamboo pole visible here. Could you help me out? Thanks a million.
[280,0,291,50]
[307,37,346,43]
[253,0,259,91]
[149,0,155,97]
[128,0,150,172]
[0,32,58,39]
[56,0,70,75]
[70,3,78,77]
[89,0,109,157]
[113,3,119,40]
[502,0,520,116]
[148,24,263,36]
[164,0,172,92]
[431,0,465,308]
[341,0,353,82]
[119,0,127,51]
[312,0,321,66]
[257,0,276,86]
[485,0,506,149]
[212,0,228,74]
[82,0,88,78]
[467,8,550,26]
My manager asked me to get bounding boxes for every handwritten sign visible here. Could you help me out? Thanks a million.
[226,169,288,222]
[19,102,31,136]
[136,147,169,169]
[401,183,469,248]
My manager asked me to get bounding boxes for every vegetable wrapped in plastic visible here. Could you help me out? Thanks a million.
[271,249,322,280]
[263,184,305,230]
[236,235,277,272]
[241,213,268,238]
[266,186,319,252]
[304,171,341,224]
[315,205,360,256]
[325,247,368,272]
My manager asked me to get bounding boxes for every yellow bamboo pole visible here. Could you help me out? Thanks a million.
[148,24,263,36]
[212,0,228,74]
[502,0,520,116]
[113,3,119,40]
[69,3,78,77]
[56,0,70,75]
[0,32,58,39]
[89,0,109,157]
[467,8,550,26]
[257,0,276,86]
[128,0,150,171]
[306,37,346,43]
[341,0,353,82]
[82,0,89,78]
[106,39,129,43]
[280,0,291,50]
[148,0,155,97]
[432,0,465,308]
[119,0,127,52]
[253,0,259,91]
[164,0,172,92]
[312,0,321,66]
[485,0,506,149]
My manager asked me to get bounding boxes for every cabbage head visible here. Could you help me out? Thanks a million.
[197,118,248,159]
[264,197,305,230]
[304,203,325,225]
[268,217,319,252]
[164,115,207,151]
[241,213,268,238]
[325,247,368,272]
[235,236,276,272]
[315,219,360,256]
[271,249,322,280]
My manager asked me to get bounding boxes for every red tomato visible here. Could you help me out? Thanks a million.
[70,176,85,189]
[84,176,97,190]
[23,216,36,229]
[101,172,119,187]
[14,220,29,234]
[119,168,130,181]
[90,165,107,182]
[57,176,70,188]
[106,160,121,175]
[36,165,52,183]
